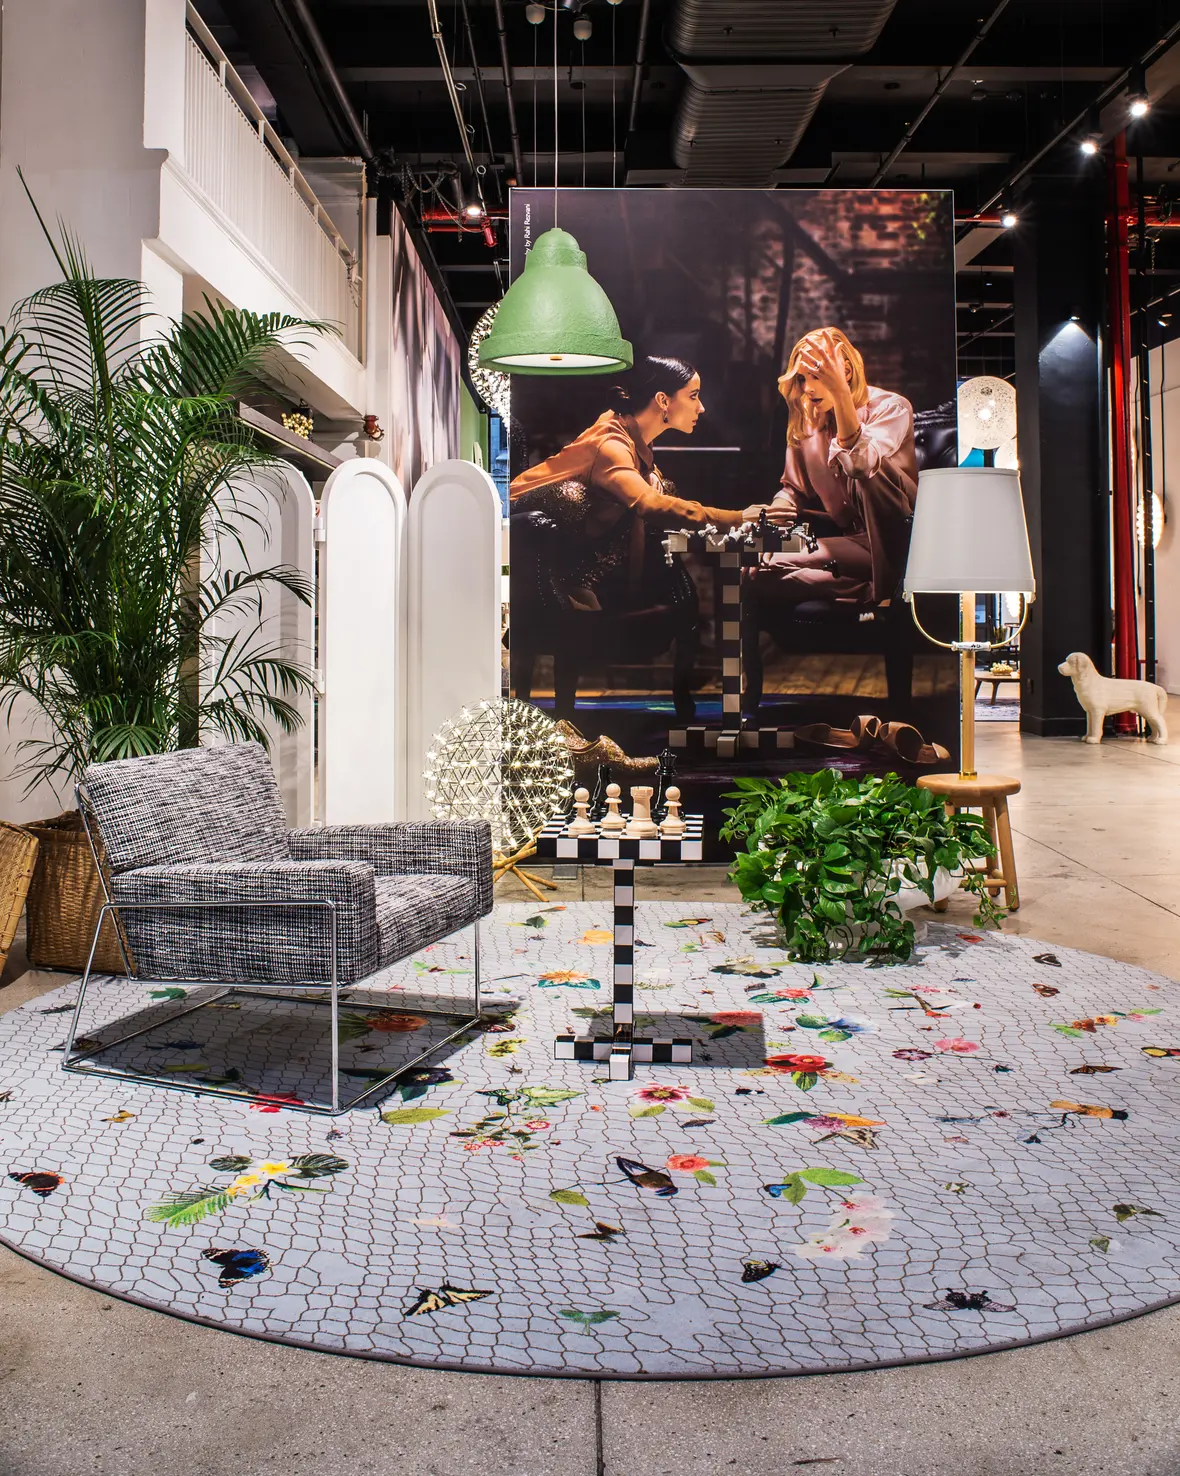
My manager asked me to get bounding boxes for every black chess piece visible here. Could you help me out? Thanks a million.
[590,763,611,820]
[652,749,678,821]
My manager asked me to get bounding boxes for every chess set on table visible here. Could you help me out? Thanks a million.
[534,784,704,1079]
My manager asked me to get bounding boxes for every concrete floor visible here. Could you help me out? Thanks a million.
[2,726,1179,1476]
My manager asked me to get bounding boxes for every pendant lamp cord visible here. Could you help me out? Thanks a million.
[581,38,587,187]
[553,1,559,224]
[532,19,538,187]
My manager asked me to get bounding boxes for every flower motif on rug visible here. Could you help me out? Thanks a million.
[791,1193,896,1260]
[933,1037,980,1054]
[710,957,781,979]
[684,1010,764,1039]
[629,1083,714,1118]
[666,1152,726,1186]
[146,1154,349,1227]
[764,1052,832,1090]
[536,970,601,990]
[449,1085,582,1158]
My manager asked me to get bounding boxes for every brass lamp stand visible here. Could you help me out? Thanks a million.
[493,831,559,903]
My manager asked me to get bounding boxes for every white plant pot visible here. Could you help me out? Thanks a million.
[894,865,957,913]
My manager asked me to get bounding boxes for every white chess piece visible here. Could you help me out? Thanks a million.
[599,782,626,832]
[566,787,596,836]
[623,785,659,838]
[659,785,686,838]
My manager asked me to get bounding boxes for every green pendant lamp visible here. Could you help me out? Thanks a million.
[478,227,632,376]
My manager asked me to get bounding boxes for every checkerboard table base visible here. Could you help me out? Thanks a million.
[534,817,703,1079]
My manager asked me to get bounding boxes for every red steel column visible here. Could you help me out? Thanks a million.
[1107,134,1139,730]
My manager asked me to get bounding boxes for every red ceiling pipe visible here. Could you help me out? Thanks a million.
[418,207,501,248]
[1106,133,1140,729]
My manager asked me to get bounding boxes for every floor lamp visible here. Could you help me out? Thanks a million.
[902,466,1035,911]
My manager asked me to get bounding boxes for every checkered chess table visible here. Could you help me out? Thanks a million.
[534,814,704,1079]
[663,523,810,754]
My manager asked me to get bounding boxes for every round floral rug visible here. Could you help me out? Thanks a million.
[1,902,1179,1379]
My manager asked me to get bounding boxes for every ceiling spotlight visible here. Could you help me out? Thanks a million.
[464,202,485,220]
[1079,105,1102,156]
[1128,65,1150,119]
[1000,201,1018,228]
[1080,135,1100,156]
[573,14,592,39]
[525,2,545,22]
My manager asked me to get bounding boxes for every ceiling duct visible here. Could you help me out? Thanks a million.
[669,0,899,185]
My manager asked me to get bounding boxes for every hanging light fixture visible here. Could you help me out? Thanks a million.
[477,0,632,376]
[477,228,633,373]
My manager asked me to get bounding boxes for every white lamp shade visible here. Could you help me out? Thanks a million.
[904,466,1036,598]
[958,375,1017,451]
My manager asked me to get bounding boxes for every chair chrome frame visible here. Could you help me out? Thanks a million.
[64,786,485,1115]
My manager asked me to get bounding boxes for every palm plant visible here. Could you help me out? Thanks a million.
[0,192,328,794]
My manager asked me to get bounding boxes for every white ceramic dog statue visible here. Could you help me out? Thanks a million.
[1057,652,1169,745]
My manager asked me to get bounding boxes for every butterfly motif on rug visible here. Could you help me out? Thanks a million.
[405,1285,494,1317]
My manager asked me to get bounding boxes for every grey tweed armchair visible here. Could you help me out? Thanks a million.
[63,742,494,1113]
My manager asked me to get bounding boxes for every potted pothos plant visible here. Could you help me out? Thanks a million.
[0,189,327,969]
[720,769,1004,964]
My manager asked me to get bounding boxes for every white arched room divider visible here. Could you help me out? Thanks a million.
[405,460,502,819]
[203,464,316,826]
[318,458,408,823]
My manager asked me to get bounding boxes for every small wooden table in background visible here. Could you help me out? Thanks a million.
[916,772,1021,911]
[974,669,1020,704]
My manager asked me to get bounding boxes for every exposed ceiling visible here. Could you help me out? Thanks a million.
[197,0,1180,379]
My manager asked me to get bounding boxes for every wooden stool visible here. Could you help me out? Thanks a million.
[916,773,1021,911]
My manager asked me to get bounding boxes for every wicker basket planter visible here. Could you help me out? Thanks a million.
[24,811,128,974]
[0,821,39,979]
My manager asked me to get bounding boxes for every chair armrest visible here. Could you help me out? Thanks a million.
[112,860,376,911]
[288,822,493,915]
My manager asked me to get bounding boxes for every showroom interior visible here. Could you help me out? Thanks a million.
[1,0,1180,1472]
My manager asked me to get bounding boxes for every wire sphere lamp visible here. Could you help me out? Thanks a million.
[467,304,512,422]
[423,699,573,900]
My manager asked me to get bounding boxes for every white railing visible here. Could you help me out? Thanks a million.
[182,7,362,359]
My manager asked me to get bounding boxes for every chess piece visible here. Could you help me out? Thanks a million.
[589,762,611,820]
[623,785,659,838]
[652,747,678,821]
[600,782,626,832]
[566,788,596,836]
[659,786,686,838]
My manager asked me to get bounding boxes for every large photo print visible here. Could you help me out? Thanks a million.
[507,189,960,851]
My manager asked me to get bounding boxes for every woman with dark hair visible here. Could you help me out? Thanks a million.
[756,327,918,607]
[510,355,768,611]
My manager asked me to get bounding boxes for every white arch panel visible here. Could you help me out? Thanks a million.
[319,459,407,823]
[406,460,503,819]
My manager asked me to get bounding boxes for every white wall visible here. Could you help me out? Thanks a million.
[1149,342,1180,695]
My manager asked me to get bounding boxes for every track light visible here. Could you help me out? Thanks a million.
[1078,105,1102,156]
[1000,211,1018,228]
[1128,65,1150,119]
[464,203,485,221]
[1080,135,1100,156]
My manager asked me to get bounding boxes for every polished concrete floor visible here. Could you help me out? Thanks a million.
[2,727,1178,1476]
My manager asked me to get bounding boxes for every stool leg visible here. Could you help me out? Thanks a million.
[993,796,1020,911]
[982,799,1004,899]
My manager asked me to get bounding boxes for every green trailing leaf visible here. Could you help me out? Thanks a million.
[336,1014,376,1043]
[792,1071,819,1092]
[818,1028,852,1042]
[146,1188,233,1226]
[781,1174,808,1204]
[549,1188,590,1208]
[762,1112,812,1127]
[798,1167,863,1188]
[207,1155,252,1173]
[1112,1203,1162,1223]
[149,988,187,1001]
[1089,1236,1111,1252]
[379,1106,452,1126]
[628,1103,666,1118]
[693,1169,717,1186]
[685,1096,714,1111]
[1051,1024,1085,1038]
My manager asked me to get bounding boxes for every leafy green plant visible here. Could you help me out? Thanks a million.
[720,769,1004,964]
[0,185,328,792]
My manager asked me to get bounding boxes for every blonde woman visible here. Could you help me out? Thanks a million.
[757,327,918,606]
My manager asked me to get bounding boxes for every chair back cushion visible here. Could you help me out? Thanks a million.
[82,744,288,874]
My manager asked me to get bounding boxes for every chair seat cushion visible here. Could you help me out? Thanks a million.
[374,874,481,964]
